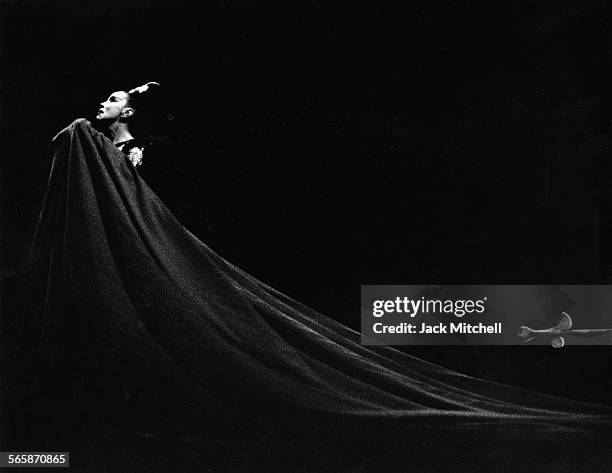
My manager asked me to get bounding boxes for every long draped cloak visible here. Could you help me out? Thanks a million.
[13,119,612,469]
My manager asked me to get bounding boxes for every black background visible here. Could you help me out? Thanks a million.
[1,0,611,405]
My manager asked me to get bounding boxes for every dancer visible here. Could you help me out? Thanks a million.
[10,82,612,470]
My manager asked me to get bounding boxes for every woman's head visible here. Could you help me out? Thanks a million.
[95,82,160,123]
[96,90,133,121]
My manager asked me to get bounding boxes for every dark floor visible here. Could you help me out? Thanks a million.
[2,421,611,473]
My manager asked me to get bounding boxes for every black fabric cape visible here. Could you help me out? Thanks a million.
[14,119,612,460]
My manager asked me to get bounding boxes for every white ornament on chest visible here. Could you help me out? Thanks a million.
[127,147,144,167]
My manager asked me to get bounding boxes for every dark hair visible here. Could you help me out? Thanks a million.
[126,82,163,140]
[127,82,160,111]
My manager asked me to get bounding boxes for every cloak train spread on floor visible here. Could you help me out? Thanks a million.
[21,119,612,437]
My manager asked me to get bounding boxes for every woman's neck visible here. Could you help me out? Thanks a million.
[107,121,134,145]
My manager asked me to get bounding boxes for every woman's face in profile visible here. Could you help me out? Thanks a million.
[96,91,131,121]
